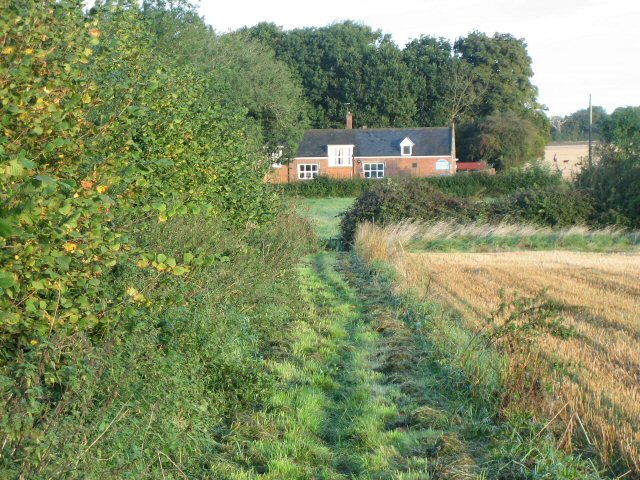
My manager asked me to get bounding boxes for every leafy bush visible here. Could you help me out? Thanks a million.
[275,175,373,197]
[340,179,482,243]
[429,164,562,197]
[275,165,562,199]
[0,212,316,477]
[0,2,313,476]
[341,178,595,244]
[576,147,640,228]
[489,186,595,227]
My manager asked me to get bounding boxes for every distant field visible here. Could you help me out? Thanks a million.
[543,142,591,179]
[413,250,640,470]
[295,197,354,239]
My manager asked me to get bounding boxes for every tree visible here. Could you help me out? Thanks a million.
[602,106,640,157]
[550,106,608,142]
[454,32,539,118]
[458,112,548,170]
[245,21,416,129]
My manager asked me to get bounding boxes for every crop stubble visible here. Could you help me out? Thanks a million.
[414,250,640,470]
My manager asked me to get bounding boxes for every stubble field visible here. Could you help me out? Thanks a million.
[411,250,640,471]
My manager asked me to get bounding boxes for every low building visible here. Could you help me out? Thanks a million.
[267,113,457,183]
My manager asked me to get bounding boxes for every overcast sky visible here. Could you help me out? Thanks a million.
[195,0,640,117]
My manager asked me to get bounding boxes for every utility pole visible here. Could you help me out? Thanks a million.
[588,94,593,167]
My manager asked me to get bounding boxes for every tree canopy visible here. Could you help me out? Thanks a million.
[244,22,548,168]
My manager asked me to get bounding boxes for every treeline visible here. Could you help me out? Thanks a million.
[0,1,315,476]
[242,22,550,169]
[550,105,640,143]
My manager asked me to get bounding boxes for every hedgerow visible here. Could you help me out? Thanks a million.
[0,1,288,474]
[340,178,596,244]
[274,164,562,198]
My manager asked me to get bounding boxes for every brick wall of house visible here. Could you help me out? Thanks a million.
[265,156,456,183]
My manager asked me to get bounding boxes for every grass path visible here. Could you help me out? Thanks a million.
[214,252,602,478]
[246,253,490,478]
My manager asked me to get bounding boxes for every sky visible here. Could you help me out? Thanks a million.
[194,0,640,117]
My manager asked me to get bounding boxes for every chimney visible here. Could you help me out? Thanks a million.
[346,111,353,129]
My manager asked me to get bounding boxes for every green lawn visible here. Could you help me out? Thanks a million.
[295,197,354,240]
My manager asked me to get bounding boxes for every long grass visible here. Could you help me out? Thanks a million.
[355,221,640,476]
[358,219,640,253]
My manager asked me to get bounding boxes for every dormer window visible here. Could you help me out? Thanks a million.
[400,137,414,156]
[328,145,354,167]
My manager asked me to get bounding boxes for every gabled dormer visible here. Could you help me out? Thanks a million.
[400,137,414,156]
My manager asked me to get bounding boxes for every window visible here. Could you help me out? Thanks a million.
[328,145,354,167]
[435,159,450,170]
[298,164,318,180]
[400,137,414,157]
[364,163,384,179]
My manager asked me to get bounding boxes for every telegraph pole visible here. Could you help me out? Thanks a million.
[588,94,593,167]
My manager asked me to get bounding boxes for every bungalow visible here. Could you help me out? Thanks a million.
[267,112,457,183]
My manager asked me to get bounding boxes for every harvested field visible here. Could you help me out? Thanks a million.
[354,221,640,474]
[412,250,640,472]
[543,142,591,179]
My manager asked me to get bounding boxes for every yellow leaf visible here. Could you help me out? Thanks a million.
[2,47,15,55]
[63,242,77,252]
[136,259,150,269]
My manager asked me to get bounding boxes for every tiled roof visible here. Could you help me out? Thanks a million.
[296,127,452,157]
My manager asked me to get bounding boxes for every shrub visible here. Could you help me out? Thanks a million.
[427,164,562,198]
[340,179,482,244]
[576,147,640,228]
[274,175,372,197]
[489,186,595,227]
[340,178,594,245]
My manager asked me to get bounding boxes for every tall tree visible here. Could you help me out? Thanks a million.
[454,32,538,119]
[602,106,640,157]
[550,106,608,142]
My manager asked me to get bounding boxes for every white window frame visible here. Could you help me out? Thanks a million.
[363,162,385,179]
[328,145,354,167]
[400,137,414,157]
[298,163,319,180]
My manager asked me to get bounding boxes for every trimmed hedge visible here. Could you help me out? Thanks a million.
[274,165,562,199]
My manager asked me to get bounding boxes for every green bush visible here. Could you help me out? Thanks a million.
[275,165,562,199]
[489,186,595,227]
[428,164,562,197]
[0,212,317,478]
[340,179,482,243]
[340,178,595,244]
[275,175,373,197]
[576,147,640,228]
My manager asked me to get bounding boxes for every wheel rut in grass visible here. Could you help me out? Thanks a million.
[295,252,487,478]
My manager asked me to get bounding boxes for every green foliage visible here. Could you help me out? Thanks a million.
[339,168,574,243]
[275,175,372,197]
[458,111,550,169]
[602,106,640,157]
[454,31,539,117]
[550,106,608,142]
[0,1,311,475]
[431,164,562,197]
[340,179,480,244]
[0,213,317,477]
[576,146,640,227]
[490,186,595,227]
